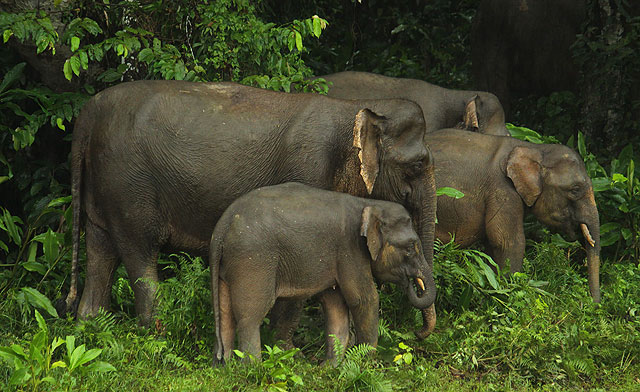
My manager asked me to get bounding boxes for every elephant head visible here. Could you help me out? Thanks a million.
[361,205,436,310]
[350,104,435,270]
[506,144,601,301]
[461,92,510,136]
[349,103,438,335]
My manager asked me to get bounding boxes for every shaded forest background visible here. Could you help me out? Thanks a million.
[1,1,639,391]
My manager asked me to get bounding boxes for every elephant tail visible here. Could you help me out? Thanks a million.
[210,210,233,364]
[64,101,94,315]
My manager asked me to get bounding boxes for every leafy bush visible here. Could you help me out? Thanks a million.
[154,253,214,361]
[0,310,115,391]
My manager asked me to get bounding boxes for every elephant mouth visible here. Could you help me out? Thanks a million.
[404,274,435,309]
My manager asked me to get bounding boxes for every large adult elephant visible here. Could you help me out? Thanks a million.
[319,71,509,136]
[427,129,600,301]
[65,80,438,336]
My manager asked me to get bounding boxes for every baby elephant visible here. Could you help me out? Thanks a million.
[210,182,436,363]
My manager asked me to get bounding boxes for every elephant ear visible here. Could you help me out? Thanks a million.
[353,109,383,194]
[506,146,543,207]
[463,95,479,131]
[361,206,383,262]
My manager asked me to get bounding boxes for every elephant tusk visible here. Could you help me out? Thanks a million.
[581,223,595,247]
[415,277,425,291]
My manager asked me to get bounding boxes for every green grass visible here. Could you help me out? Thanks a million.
[1,244,639,391]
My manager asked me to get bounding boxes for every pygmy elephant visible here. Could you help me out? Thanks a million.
[320,71,509,136]
[211,182,436,363]
[66,80,437,335]
[427,129,601,301]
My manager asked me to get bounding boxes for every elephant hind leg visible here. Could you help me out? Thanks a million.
[218,279,236,361]
[108,223,162,326]
[229,273,275,361]
[77,220,120,320]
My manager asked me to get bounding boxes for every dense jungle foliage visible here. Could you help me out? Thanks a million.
[1,0,639,390]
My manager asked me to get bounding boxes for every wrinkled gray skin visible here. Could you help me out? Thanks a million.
[320,71,509,136]
[471,0,587,115]
[65,80,437,333]
[211,183,436,364]
[428,130,601,301]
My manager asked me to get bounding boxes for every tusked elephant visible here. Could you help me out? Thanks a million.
[319,71,509,136]
[427,129,601,301]
[65,80,437,336]
[211,182,436,364]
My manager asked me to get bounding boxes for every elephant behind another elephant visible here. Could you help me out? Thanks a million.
[319,71,510,136]
[427,129,601,302]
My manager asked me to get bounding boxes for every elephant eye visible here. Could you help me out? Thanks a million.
[569,184,583,198]
[406,161,424,178]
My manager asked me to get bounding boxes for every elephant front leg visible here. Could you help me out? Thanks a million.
[344,284,379,348]
[485,200,526,272]
[486,214,526,272]
[319,288,350,365]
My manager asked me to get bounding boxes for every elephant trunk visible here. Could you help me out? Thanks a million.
[582,219,601,303]
[415,149,437,338]
[406,270,436,310]
[577,193,601,303]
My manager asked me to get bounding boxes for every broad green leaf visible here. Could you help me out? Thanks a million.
[22,261,46,275]
[52,360,67,369]
[56,117,65,130]
[52,337,65,352]
[73,348,102,368]
[1,208,22,245]
[478,261,499,290]
[10,344,26,358]
[295,31,303,51]
[612,173,627,183]
[35,309,47,333]
[29,331,46,362]
[138,47,154,62]
[69,344,87,370]
[71,36,80,52]
[41,376,56,384]
[66,335,76,359]
[0,240,8,253]
[3,29,12,43]
[47,195,72,208]
[9,366,30,385]
[22,288,58,318]
[86,361,117,373]
[70,55,81,76]
[63,59,72,80]
[437,187,464,199]
[577,131,586,157]
[287,32,295,51]
[42,228,60,264]
[0,62,26,94]
[79,50,89,70]
[312,16,322,38]
[97,69,123,82]
[0,346,21,362]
